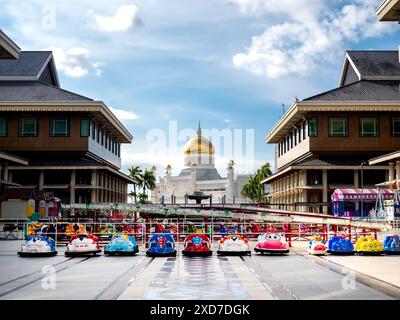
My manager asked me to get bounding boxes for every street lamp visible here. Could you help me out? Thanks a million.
[360,161,367,218]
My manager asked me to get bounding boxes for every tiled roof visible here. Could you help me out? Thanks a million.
[0,80,92,102]
[303,80,400,102]
[294,157,362,167]
[0,51,52,77]
[347,51,400,78]
[27,158,104,167]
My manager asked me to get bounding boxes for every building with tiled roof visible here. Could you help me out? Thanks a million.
[153,123,251,204]
[0,31,135,219]
[263,49,400,214]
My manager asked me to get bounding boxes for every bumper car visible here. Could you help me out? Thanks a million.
[355,235,383,255]
[308,236,327,255]
[182,234,212,256]
[254,233,289,254]
[308,236,328,256]
[65,233,101,257]
[146,232,177,257]
[104,234,139,256]
[217,235,251,256]
[328,234,355,255]
[18,235,57,257]
[383,235,400,255]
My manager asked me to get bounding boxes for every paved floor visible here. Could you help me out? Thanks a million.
[0,241,398,300]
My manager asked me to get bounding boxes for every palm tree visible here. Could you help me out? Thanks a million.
[141,168,156,203]
[128,166,142,203]
[241,162,272,203]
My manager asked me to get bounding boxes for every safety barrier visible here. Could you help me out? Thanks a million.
[0,220,26,240]
[20,218,392,248]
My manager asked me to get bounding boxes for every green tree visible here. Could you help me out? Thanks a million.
[140,168,157,202]
[128,165,142,203]
[241,162,272,203]
[138,192,148,204]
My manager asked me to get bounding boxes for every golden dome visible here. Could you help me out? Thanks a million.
[183,123,215,155]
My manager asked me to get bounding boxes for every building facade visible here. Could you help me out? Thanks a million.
[0,32,134,218]
[263,50,400,214]
[152,124,251,204]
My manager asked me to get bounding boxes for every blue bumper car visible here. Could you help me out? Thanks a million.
[18,235,57,257]
[104,234,139,256]
[328,235,355,255]
[384,235,400,255]
[146,232,177,257]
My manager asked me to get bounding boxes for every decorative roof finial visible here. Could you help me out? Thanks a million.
[197,121,201,135]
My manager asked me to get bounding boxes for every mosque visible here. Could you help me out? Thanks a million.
[151,124,251,204]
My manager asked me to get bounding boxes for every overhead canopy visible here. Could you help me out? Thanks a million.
[331,188,394,201]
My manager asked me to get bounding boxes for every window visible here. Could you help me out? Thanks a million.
[308,117,318,137]
[391,118,400,137]
[328,117,348,137]
[298,126,302,143]
[0,117,7,137]
[50,117,69,137]
[19,117,38,137]
[105,133,108,148]
[302,121,307,140]
[80,117,90,137]
[360,118,379,137]
[91,121,96,139]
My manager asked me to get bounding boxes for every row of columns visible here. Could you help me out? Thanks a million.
[270,170,310,212]
[85,170,128,204]
[270,169,366,214]
[14,169,129,204]
[0,163,9,182]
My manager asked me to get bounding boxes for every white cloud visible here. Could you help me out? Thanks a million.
[48,47,102,78]
[92,4,139,32]
[109,107,139,121]
[232,0,393,78]
[230,0,322,21]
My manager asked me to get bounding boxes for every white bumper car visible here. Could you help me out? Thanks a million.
[65,234,101,257]
[217,235,251,255]
[18,235,57,257]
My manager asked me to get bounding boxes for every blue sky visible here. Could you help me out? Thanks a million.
[1,0,399,179]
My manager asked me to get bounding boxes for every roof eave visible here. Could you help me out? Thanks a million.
[369,150,400,165]
[0,30,21,59]
[265,101,400,144]
[339,52,362,86]
[0,101,133,143]
[376,0,400,21]
[36,53,60,87]
[265,102,302,143]
[0,151,28,165]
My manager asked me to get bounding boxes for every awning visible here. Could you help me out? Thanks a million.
[0,179,22,186]
[331,188,394,201]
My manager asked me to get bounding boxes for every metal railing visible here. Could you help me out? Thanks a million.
[14,219,393,249]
